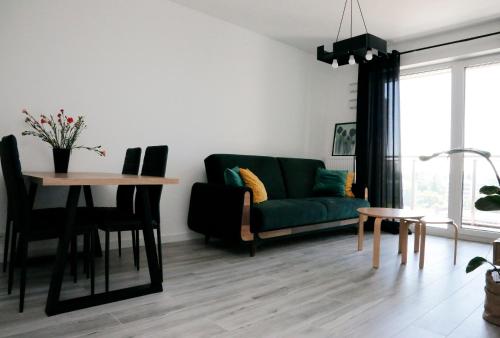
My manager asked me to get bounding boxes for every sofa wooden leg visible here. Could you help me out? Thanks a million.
[249,240,256,257]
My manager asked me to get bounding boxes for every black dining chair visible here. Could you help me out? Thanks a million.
[135,145,168,277]
[0,135,96,312]
[3,198,12,272]
[2,142,86,284]
[91,148,141,285]
[117,148,142,266]
[97,145,168,291]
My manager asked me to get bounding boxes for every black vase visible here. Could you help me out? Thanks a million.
[52,148,71,173]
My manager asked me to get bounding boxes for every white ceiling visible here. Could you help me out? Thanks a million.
[169,0,500,53]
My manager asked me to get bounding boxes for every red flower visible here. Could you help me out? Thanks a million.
[57,113,61,117]
[67,117,74,123]
[40,118,47,124]
[60,109,64,113]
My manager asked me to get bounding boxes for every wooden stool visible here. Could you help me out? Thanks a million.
[418,216,459,269]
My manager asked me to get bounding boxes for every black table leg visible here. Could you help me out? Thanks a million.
[83,186,102,257]
[45,185,163,316]
[46,185,81,316]
[137,186,162,286]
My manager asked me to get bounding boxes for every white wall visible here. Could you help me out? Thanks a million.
[0,0,316,251]
[305,62,358,161]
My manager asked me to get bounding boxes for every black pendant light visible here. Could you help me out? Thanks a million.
[317,0,387,68]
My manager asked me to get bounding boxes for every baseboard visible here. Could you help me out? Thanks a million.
[1,226,494,264]
[425,225,498,244]
[0,231,203,265]
[164,232,202,243]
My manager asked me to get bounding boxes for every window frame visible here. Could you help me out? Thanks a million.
[400,52,500,242]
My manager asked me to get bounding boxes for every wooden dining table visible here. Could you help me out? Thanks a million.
[23,172,179,316]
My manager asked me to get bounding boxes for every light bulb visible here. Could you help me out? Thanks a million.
[365,49,373,61]
[348,54,356,65]
[331,59,339,69]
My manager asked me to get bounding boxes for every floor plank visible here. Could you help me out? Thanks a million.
[448,305,500,338]
[0,229,498,338]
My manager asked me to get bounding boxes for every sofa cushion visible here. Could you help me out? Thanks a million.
[239,168,268,203]
[251,199,327,232]
[312,168,348,197]
[223,167,244,187]
[205,154,287,199]
[345,172,355,198]
[277,157,325,198]
[304,197,370,221]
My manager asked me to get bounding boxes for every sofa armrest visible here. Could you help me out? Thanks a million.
[352,183,368,200]
[188,182,253,241]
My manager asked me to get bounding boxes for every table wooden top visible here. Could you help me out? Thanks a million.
[23,172,179,186]
[357,207,425,220]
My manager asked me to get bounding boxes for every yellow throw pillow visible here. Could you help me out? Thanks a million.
[239,168,268,203]
[345,172,355,198]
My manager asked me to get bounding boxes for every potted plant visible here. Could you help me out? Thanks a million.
[22,109,105,173]
[466,257,500,325]
[472,168,500,327]
[421,148,500,326]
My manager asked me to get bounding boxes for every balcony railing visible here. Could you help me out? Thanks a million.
[402,155,500,230]
[462,155,500,230]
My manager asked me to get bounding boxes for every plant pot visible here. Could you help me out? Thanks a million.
[484,270,500,326]
[52,148,71,173]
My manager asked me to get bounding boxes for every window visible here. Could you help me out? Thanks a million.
[462,62,500,229]
[401,69,451,218]
[401,55,500,232]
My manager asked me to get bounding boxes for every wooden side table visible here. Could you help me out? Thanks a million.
[357,207,425,269]
[418,216,459,269]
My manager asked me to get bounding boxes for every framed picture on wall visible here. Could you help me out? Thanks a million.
[332,122,356,156]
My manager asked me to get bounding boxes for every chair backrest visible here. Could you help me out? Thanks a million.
[0,135,28,226]
[116,148,142,212]
[135,145,168,224]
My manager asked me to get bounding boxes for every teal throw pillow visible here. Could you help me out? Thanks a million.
[224,166,244,187]
[312,168,347,197]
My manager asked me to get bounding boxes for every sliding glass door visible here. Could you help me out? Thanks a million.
[462,61,500,230]
[400,54,500,233]
[400,69,451,218]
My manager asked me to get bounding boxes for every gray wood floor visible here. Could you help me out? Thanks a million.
[0,229,499,338]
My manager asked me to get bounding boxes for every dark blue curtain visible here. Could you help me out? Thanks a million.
[355,51,403,233]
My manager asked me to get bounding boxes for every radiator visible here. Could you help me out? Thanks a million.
[325,156,356,171]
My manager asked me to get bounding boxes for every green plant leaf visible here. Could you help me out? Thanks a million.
[479,185,500,195]
[466,256,488,273]
[475,195,500,211]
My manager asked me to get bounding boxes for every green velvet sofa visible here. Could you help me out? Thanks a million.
[188,154,369,256]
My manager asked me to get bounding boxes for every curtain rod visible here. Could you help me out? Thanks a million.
[399,31,500,55]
